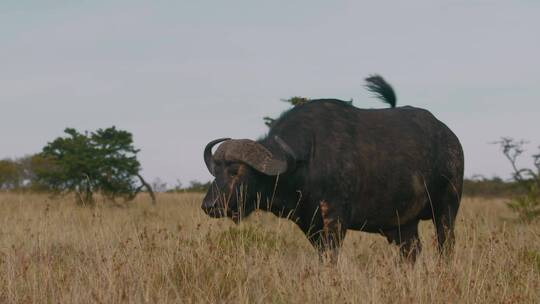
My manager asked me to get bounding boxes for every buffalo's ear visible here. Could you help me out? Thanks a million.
[273,136,297,172]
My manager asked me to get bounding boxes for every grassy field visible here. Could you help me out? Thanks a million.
[0,193,539,303]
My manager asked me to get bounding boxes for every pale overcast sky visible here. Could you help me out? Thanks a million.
[1,1,539,186]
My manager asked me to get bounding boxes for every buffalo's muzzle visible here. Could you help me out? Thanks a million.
[201,199,225,218]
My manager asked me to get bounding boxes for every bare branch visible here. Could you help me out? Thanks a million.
[137,174,156,205]
[492,138,530,182]
[533,150,540,174]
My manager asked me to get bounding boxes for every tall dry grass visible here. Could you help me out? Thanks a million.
[0,193,539,303]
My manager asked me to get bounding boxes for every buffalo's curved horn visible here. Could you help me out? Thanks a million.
[204,138,231,176]
[212,139,289,176]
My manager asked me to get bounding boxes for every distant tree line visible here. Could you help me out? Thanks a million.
[164,180,212,193]
[462,176,525,198]
[163,178,530,196]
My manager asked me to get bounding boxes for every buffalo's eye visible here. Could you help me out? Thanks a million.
[227,165,240,177]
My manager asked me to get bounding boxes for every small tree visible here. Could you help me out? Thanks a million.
[263,96,354,128]
[0,159,21,190]
[263,96,311,128]
[173,179,183,192]
[494,137,540,222]
[36,127,156,205]
[151,177,168,193]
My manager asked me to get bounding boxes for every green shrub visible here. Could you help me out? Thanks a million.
[507,183,540,223]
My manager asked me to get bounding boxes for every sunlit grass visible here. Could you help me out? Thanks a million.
[0,193,538,303]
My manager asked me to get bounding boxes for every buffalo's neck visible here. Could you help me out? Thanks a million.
[256,175,303,222]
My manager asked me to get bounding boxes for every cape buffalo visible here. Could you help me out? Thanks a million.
[202,75,464,262]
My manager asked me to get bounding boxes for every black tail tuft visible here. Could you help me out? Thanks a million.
[364,75,397,108]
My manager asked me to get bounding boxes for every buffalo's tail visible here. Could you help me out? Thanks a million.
[364,75,397,108]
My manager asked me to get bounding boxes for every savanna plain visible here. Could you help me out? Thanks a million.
[0,193,539,304]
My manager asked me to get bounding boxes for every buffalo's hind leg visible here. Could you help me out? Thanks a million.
[432,184,461,256]
[383,220,422,263]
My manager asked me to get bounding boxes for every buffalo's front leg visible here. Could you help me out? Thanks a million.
[305,201,348,263]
